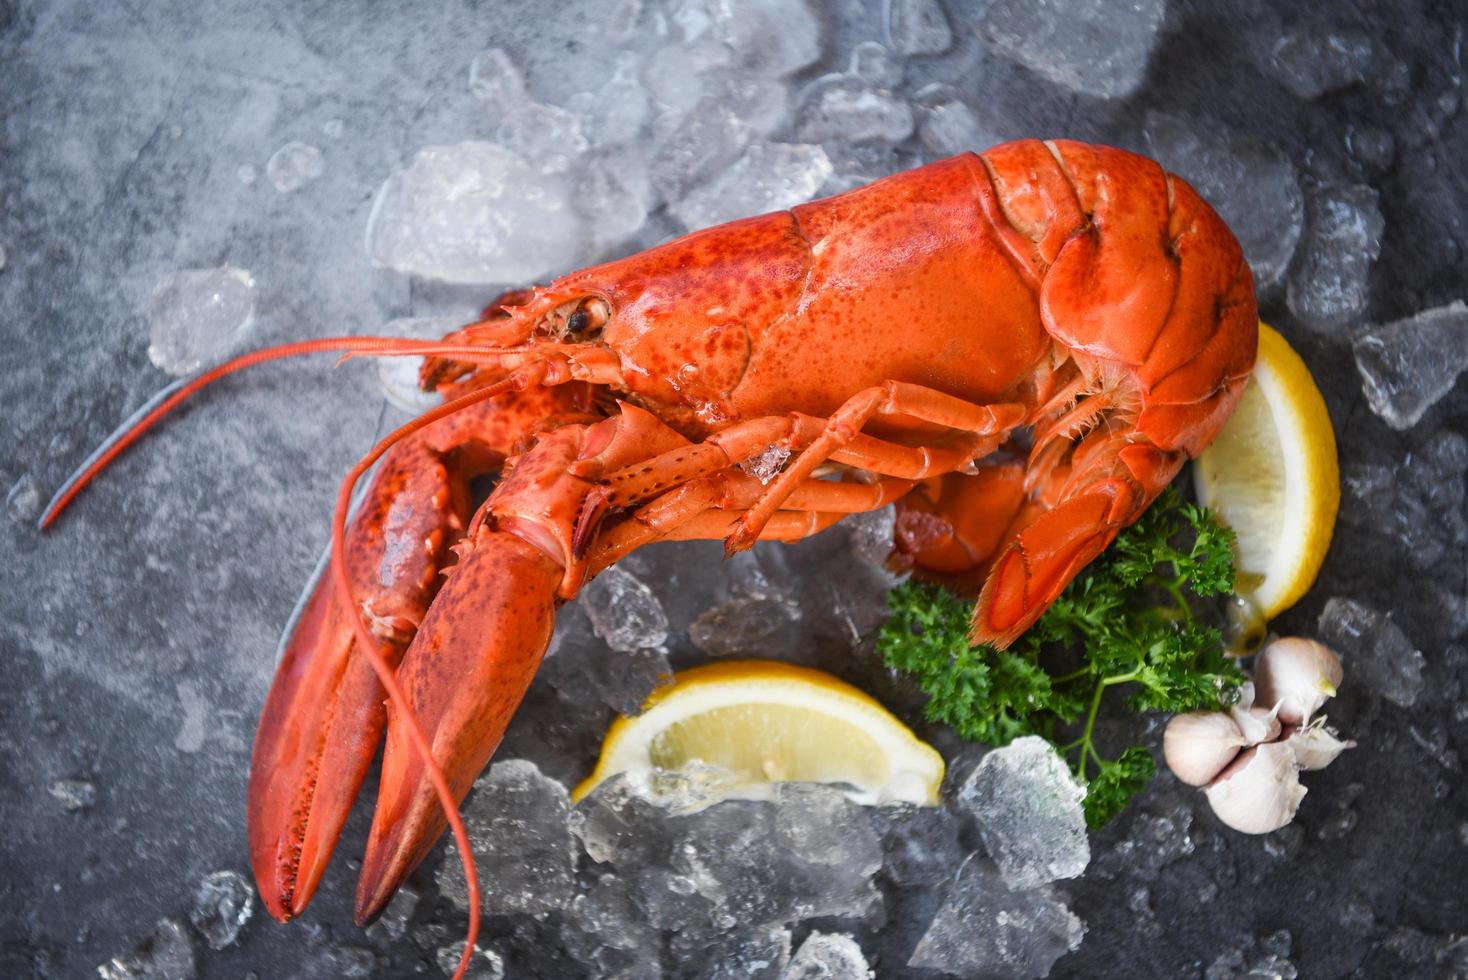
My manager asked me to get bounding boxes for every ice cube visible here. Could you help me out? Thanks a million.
[8,473,42,525]
[469,48,528,106]
[265,141,324,193]
[322,118,344,140]
[843,505,897,571]
[566,55,653,148]
[689,595,801,659]
[580,566,670,652]
[435,759,577,915]
[145,266,256,376]
[878,802,964,886]
[48,777,97,812]
[1316,597,1426,707]
[97,918,198,980]
[571,773,679,866]
[798,82,915,145]
[672,797,882,928]
[574,150,655,258]
[364,883,420,944]
[651,99,753,202]
[888,0,953,56]
[909,857,1085,978]
[495,100,590,176]
[634,762,741,812]
[709,0,824,78]
[670,141,831,230]
[918,100,1002,158]
[544,635,671,715]
[717,72,792,137]
[188,870,255,950]
[0,242,7,271]
[781,932,873,979]
[694,927,792,979]
[772,782,883,868]
[564,874,662,961]
[435,943,505,980]
[849,42,904,88]
[366,142,582,285]
[955,736,1090,890]
[373,315,461,413]
[642,39,734,118]
[1352,302,1468,429]
[1144,111,1303,291]
[977,0,1165,99]
[1286,183,1384,332]
[1267,31,1374,99]
[1093,795,1196,882]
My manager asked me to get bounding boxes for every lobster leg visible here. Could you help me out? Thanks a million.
[588,472,915,573]
[248,384,592,922]
[728,383,1027,551]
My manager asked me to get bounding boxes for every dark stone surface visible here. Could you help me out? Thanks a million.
[2,0,1465,977]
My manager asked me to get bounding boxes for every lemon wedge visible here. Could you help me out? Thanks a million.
[1194,323,1340,632]
[572,660,944,807]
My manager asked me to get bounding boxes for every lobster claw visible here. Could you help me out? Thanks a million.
[354,525,561,923]
[248,440,468,922]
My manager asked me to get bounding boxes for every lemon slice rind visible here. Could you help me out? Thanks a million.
[572,660,945,808]
[1194,323,1340,627]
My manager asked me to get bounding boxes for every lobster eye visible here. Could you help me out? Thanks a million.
[566,308,591,335]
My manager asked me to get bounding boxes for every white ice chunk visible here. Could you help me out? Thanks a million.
[146,266,257,376]
[798,82,915,145]
[265,141,324,193]
[435,759,578,915]
[956,736,1090,889]
[909,857,1085,978]
[781,932,873,979]
[977,0,1165,99]
[888,0,953,56]
[849,42,904,88]
[1144,111,1303,291]
[97,918,198,980]
[580,565,670,652]
[1316,597,1426,707]
[1268,31,1374,99]
[670,141,831,230]
[189,870,255,951]
[1286,182,1384,331]
[918,99,1002,158]
[1352,302,1468,429]
[365,142,582,285]
[373,315,461,413]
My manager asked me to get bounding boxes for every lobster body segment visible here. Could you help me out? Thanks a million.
[233,141,1257,929]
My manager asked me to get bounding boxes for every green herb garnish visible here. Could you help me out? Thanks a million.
[879,488,1244,827]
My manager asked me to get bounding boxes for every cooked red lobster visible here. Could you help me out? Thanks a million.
[45,140,1256,975]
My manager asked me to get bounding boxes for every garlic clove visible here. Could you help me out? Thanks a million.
[1230,703,1283,746]
[1163,711,1246,787]
[1253,637,1344,726]
[1235,679,1256,711]
[1203,741,1306,834]
[1286,718,1357,771]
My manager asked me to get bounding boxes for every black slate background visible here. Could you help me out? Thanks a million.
[2,0,1466,977]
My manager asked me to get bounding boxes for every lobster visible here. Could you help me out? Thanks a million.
[43,140,1256,977]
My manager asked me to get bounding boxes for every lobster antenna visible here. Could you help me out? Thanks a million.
[38,336,518,530]
[327,366,548,980]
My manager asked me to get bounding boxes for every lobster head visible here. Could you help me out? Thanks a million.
[440,212,815,434]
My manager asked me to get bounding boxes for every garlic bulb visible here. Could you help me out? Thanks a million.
[1203,741,1306,834]
[1163,711,1246,786]
[1230,704,1282,746]
[1253,638,1344,725]
[1286,719,1357,771]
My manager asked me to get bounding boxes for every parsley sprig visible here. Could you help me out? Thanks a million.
[879,488,1244,827]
